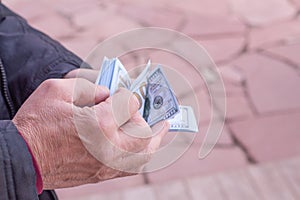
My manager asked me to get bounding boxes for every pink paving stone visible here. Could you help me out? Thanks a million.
[193,123,233,145]
[118,4,185,30]
[114,0,182,9]
[153,180,190,200]
[60,34,99,59]
[197,36,246,64]
[48,0,102,17]
[28,14,75,40]
[146,49,208,90]
[147,146,248,184]
[73,8,141,40]
[214,66,245,96]
[291,0,300,7]
[249,19,300,49]
[219,65,246,85]
[262,42,300,69]
[222,81,245,97]
[178,89,211,124]
[222,94,254,120]
[4,0,52,22]
[56,175,145,199]
[171,0,231,16]
[230,0,297,26]
[229,112,300,162]
[230,53,300,114]
[182,13,246,37]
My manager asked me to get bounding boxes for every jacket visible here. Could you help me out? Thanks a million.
[0,3,83,200]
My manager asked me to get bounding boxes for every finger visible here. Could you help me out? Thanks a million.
[110,88,140,127]
[148,120,170,153]
[119,112,152,153]
[64,69,99,83]
[95,86,110,104]
[120,112,152,138]
[73,78,109,107]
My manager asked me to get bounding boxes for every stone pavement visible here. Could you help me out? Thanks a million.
[3,0,300,199]
[55,156,300,200]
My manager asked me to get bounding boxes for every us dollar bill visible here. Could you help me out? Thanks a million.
[96,58,198,132]
[143,66,179,126]
[168,106,199,132]
[96,57,130,95]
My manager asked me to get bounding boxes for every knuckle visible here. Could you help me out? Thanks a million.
[41,79,61,90]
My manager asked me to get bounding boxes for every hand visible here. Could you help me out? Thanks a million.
[12,78,169,189]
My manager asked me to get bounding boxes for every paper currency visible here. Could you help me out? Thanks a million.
[143,66,179,126]
[96,57,198,133]
[168,106,199,132]
[96,57,130,95]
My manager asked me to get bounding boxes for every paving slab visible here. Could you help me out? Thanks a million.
[262,42,300,69]
[216,169,260,200]
[56,175,145,200]
[171,0,230,16]
[29,14,75,40]
[249,19,300,49]
[230,53,300,114]
[194,123,234,146]
[278,157,300,196]
[182,13,246,37]
[3,0,51,22]
[121,186,156,200]
[50,0,107,17]
[187,176,225,200]
[229,113,300,162]
[146,146,248,184]
[73,8,140,40]
[118,4,184,30]
[222,94,253,120]
[248,163,296,200]
[291,0,300,8]
[60,34,99,59]
[230,0,297,26]
[197,36,246,64]
[153,180,191,200]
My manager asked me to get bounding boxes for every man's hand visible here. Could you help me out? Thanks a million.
[12,78,169,189]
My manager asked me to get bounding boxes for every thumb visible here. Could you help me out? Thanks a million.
[73,78,109,107]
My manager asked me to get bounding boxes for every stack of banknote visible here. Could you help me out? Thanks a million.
[95,57,198,133]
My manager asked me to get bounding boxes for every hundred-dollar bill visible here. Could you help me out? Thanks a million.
[96,57,130,95]
[96,57,151,115]
[143,66,179,126]
[168,106,199,132]
[96,57,198,132]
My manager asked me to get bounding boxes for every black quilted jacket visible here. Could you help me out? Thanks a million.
[0,3,82,200]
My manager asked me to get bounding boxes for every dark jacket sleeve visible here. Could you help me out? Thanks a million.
[0,3,83,113]
[0,3,85,200]
[0,120,38,200]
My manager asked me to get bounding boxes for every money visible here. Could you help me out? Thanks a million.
[96,57,198,133]
[143,66,179,126]
[168,106,199,132]
[96,57,130,95]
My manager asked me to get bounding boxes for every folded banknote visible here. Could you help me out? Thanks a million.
[95,57,198,133]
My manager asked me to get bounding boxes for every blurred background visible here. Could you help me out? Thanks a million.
[4,0,300,199]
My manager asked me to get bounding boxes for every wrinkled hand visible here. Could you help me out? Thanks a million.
[12,78,169,189]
